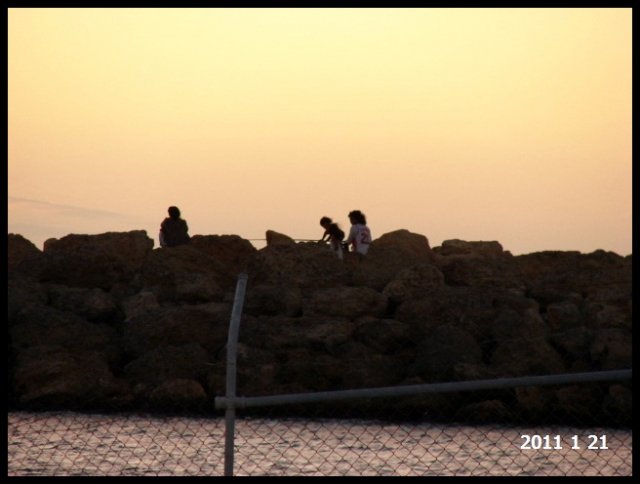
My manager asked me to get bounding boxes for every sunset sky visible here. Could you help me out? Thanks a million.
[7,8,632,255]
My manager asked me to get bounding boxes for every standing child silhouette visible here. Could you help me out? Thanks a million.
[346,210,372,255]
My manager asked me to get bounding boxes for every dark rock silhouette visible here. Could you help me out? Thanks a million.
[7,230,632,425]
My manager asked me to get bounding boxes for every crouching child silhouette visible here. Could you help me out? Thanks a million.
[319,216,345,260]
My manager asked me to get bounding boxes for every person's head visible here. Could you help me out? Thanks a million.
[320,216,332,228]
[168,206,181,219]
[348,210,366,225]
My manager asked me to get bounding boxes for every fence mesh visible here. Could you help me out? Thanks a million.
[8,379,632,476]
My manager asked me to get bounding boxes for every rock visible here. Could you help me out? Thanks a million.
[583,301,631,330]
[10,305,120,366]
[246,239,349,289]
[435,241,523,290]
[47,285,118,322]
[243,284,302,317]
[124,343,211,386]
[240,315,357,355]
[148,378,208,412]
[545,301,583,331]
[590,328,632,370]
[374,230,436,258]
[350,230,436,290]
[554,384,604,423]
[121,290,161,322]
[602,384,632,425]
[352,318,415,355]
[123,306,230,358]
[265,230,296,247]
[490,339,566,376]
[488,307,547,342]
[394,286,498,342]
[548,326,592,364]
[14,345,131,409]
[516,250,631,305]
[8,234,42,273]
[8,277,48,322]
[273,350,348,392]
[514,386,555,417]
[190,234,256,276]
[436,239,505,257]
[37,231,154,289]
[382,263,445,305]
[225,343,279,396]
[408,325,483,381]
[455,399,515,424]
[304,286,388,319]
[141,244,230,303]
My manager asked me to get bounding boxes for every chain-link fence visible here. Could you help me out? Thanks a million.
[7,391,633,476]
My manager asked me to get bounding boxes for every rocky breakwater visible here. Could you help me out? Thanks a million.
[7,230,632,426]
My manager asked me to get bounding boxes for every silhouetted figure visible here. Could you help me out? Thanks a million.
[320,216,345,260]
[346,210,372,255]
[159,206,190,248]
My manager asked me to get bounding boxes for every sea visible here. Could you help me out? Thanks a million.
[7,411,632,476]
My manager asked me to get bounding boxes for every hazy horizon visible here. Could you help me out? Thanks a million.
[8,9,632,256]
[8,195,631,256]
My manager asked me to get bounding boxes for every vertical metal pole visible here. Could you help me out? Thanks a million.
[224,272,248,477]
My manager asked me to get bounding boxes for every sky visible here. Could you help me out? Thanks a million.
[7,8,632,255]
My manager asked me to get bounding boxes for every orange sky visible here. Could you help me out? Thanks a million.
[7,8,632,255]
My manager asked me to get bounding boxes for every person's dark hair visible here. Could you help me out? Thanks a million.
[348,210,366,225]
[168,206,181,219]
[320,216,332,226]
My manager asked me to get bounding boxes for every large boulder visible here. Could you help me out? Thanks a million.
[394,286,501,342]
[147,378,208,412]
[141,244,232,303]
[10,305,120,366]
[304,286,388,319]
[265,230,296,247]
[436,239,505,257]
[489,339,566,376]
[602,384,632,425]
[352,317,415,355]
[8,234,42,273]
[47,284,118,323]
[13,345,132,409]
[434,239,523,290]
[515,250,631,306]
[124,343,211,389]
[239,315,357,354]
[382,263,445,305]
[8,277,48,322]
[408,325,484,381]
[123,305,230,358]
[589,328,632,370]
[34,231,154,289]
[350,230,436,290]
[245,237,349,290]
[189,234,257,277]
[243,284,303,317]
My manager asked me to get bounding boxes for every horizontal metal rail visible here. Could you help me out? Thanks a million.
[215,369,631,410]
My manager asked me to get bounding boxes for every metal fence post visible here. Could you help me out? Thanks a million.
[223,272,248,477]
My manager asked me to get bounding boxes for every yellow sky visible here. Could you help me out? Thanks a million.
[7,8,632,255]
